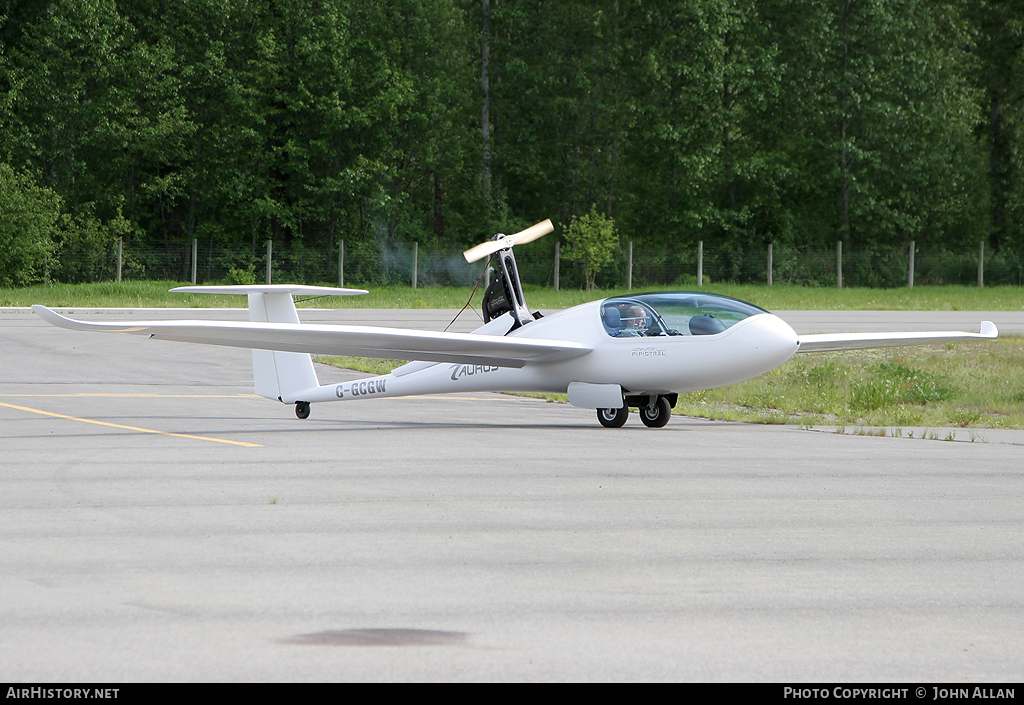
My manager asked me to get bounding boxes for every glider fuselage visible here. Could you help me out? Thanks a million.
[293,297,801,405]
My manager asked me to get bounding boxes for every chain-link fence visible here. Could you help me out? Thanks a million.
[63,238,1024,289]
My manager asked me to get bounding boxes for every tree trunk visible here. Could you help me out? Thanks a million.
[481,0,492,206]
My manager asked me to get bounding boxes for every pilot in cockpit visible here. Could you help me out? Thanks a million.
[622,305,648,334]
[602,301,660,337]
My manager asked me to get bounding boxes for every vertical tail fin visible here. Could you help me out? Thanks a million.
[247,291,319,402]
[170,285,367,403]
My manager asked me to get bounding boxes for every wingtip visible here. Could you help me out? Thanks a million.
[31,305,75,328]
[981,321,998,338]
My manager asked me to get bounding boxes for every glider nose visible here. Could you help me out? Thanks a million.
[743,313,800,368]
[682,312,800,390]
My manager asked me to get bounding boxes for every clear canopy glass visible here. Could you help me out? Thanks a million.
[600,292,768,337]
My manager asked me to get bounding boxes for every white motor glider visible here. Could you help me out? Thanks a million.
[33,220,998,428]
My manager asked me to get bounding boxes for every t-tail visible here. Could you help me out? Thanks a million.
[171,285,367,416]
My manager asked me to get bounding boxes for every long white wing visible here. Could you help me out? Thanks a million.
[32,306,590,368]
[796,321,997,353]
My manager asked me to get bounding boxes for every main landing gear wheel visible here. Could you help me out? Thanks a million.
[597,406,629,428]
[295,401,311,419]
[639,396,671,428]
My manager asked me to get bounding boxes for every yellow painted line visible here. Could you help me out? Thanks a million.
[0,401,262,447]
[0,393,258,398]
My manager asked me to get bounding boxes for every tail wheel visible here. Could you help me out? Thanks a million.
[597,406,629,428]
[639,396,671,428]
[295,401,311,419]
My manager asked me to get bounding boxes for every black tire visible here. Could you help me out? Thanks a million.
[295,401,311,419]
[597,406,629,428]
[639,396,671,428]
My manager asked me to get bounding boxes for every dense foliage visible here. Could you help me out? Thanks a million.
[1,0,1022,286]
[564,206,618,290]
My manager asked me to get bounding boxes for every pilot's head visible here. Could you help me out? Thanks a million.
[624,305,647,329]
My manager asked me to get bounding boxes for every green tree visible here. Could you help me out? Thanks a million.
[2,0,194,275]
[488,0,628,227]
[564,206,618,289]
[618,0,747,247]
[781,0,985,250]
[0,163,59,286]
[351,0,478,245]
[967,0,1024,254]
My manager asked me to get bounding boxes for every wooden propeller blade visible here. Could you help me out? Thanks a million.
[462,219,553,262]
[463,237,511,263]
[509,219,553,244]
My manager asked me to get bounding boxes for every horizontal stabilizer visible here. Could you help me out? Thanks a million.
[170,284,368,296]
[796,321,998,353]
[31,306,591,368]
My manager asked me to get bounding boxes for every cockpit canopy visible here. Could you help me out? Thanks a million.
[600,292,767,338]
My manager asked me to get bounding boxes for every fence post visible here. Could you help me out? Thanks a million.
[191,238,198,285]
[767,242,773,287]
[265,240,272,285]
[338,240,345,288]
[908,239,915,288]
[554,241,560,291]
[697,241,703,287]
[978,241,984,288]
[116,238,123,282]
[627,241,633,290]
[412,241,418,289]
[836,241,843,289]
